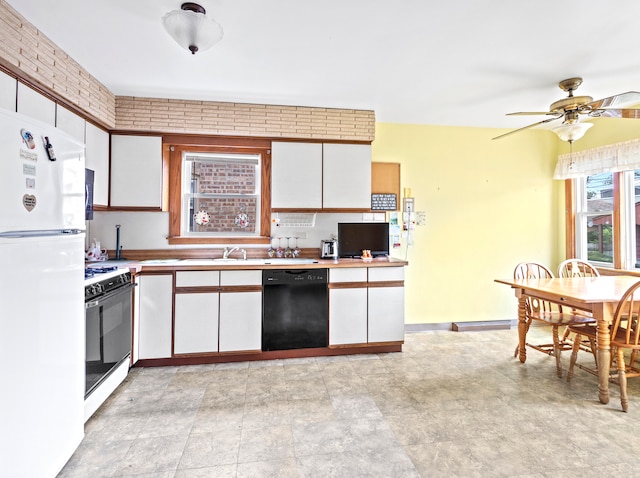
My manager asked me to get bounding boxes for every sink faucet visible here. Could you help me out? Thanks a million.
[223,246,239,259]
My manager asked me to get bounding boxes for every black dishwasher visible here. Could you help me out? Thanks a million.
[262,269,328,351]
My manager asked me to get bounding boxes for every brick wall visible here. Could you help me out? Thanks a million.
[0,1,375,141]
[0,0,116,128]
[115,97,375,142]
[191,161,257,233]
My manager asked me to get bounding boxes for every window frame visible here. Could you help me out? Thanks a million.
[567,172,628,270]
[165,135,271,245]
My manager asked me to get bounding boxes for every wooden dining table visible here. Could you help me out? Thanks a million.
[495,275,640,404]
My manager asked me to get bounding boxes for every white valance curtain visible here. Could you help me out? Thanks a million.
[554,138,640,179]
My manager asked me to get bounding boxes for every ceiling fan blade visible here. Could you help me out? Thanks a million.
[492,115,562,140]
[506,111,556,116]
[588,108,640,119]
[585,91,640,110]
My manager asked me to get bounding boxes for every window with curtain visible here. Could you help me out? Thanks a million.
[558,139,640,270]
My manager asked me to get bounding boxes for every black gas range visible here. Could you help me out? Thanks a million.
[84,266,132,301]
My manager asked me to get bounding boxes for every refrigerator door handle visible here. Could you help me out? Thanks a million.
[0,229,85,238]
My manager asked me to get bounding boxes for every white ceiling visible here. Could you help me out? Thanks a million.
[6,0,640,132]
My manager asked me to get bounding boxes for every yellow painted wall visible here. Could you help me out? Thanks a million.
[372,123,564,325]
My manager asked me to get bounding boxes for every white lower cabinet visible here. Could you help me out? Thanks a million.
[368,267,405,343]
[172,270,262,354]
[137,275,173,359]
[329,268,368,346]
[329,288,368,345]
[329,266,405,346]
[219,291,262,352]
[219,270,262,352]
[368,286,405,343]
[174,292,219,354]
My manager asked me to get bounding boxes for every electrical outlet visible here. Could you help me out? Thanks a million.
[294,231,308,239]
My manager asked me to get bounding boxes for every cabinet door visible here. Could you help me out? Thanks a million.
[0,70,16,111]
[17,83,56,125]
[271,141,322,209]
[219,291,262,352]
[322,143,371,209]
[85,123,110,206]
[110,135,163,208]
[137,275,173,359]
[56,105,85,142]
[329,288,368,346]
[368,286,404,343]
[174,292,219,354]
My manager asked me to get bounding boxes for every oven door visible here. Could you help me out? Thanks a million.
[85,282,135,397]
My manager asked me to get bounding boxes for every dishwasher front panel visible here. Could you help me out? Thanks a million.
[262,269,328,351]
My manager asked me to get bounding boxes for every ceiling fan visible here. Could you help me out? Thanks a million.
[493,77,640,142]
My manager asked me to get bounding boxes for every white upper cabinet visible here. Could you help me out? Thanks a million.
[55,105,85,142]
[85,123,110,206]
[271,141,371,210]
[17,83,56,125]
[110,135,163,208]
[322,143,372,209]
[0,70,17,111]
[271,142,323,209]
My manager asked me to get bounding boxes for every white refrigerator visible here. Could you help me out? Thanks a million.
[0,108,86,477]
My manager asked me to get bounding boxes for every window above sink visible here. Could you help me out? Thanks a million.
[165,136,272,246]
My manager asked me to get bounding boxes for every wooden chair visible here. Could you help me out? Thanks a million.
[567,279,640,412]
[557,259,600,279]
[556,258,600,355]
[513,262,596,377]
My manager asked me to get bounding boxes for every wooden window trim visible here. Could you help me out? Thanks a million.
[165,136,271,245]
[564,172,623,269]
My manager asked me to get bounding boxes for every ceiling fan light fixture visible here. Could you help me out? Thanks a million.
[551,121,593,143]
[162,3,223,55]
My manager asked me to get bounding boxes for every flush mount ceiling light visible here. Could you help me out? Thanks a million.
[162,2,223,55]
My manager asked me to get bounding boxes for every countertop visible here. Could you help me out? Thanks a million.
[87,256,408,273]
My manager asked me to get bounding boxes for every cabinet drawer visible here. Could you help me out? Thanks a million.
[368,267,404,282]
[220,270,262,286]
[329,268,367,283]
[176,271,220,287]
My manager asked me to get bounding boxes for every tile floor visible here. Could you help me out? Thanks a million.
[58,326,640,478]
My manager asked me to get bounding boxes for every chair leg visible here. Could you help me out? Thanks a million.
[567,333,581,382]
[618,348,628,412]
[552,326,562,378]
[588,336,598,368]
[561,325,571,342]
